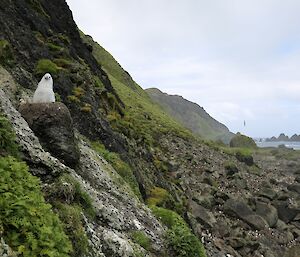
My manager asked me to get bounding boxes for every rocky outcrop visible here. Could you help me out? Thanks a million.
[0,84,166,257]
[19,102,80,168]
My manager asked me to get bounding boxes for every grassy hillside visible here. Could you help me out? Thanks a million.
[146,88,234,143]
[81,34,193,147]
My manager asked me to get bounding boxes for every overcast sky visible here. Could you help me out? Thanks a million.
[66,0,300,138]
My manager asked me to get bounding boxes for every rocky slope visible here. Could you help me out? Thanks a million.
[0,1,299,257]
[146,88,234,143]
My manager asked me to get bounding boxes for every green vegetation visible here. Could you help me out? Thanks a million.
[53,58,72,69]
[229,133,257,149]
[26,0,49,17]
[35,59,59,75]
[224,161,238,175]
[151,206,206,257]
[146,187,170,206]
[91,142,142,199]
[131,231,151,251]
[46,42,63,53]
[235,148,254,166]
[0,156,72,257]
[53,203,88,257]
[80,32,192,147]
[0,115,19,157]
[80,103,92,113]
[46,174,95,256]
[0,39,14,66]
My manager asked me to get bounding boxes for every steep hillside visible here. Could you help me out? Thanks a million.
[0,1,299,257]
[146,88,234,143]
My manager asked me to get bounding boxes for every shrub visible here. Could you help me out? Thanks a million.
[35,59,59,75]
[151,206,206,257]
[131,231,151,251]
[72,87,85,98]
[0,115,19,157]
[0,156,72,257]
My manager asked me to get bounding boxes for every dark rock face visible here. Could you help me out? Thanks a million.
[19,102,80,168]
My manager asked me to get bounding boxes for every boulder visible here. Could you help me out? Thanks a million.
[224,199,268,230]
[19,102,80,168]
[255,201,278,227]
[188,200,217,228]
[224,199,253,218]
[287,183,300,194]
[257,187,277,200]
[274,201,300,223]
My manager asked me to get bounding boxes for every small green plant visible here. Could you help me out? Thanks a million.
[0,115,19,157]
[0,156,72,257]
[151,206,206,257]
[35,59,59,75]
[131,231,151,251]
[26,0,49,17]
[55,92,62,102]
[94,75,104,89]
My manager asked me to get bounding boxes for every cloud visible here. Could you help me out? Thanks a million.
[66,0,300,137]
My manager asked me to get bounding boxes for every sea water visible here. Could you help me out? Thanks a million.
[256,141,300,150]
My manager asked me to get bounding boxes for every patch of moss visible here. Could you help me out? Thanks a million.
[80,103,92,113]
[131,231,151,251]
[146,187,170,206]
[0,39,14,67]
[54,58,72,69]
[47,42,63,52]
[57,33,70,45]
[35,59,59,75]
[73,87,85,98]
[67,95,80,103]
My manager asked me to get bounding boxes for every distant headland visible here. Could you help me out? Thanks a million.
[266,133,300,142]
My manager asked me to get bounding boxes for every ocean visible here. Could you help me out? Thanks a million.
[256,141,300,150]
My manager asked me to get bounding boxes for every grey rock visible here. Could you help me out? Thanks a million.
[188,200,216,228]
[274,201,300,223]
[226,237,246,249]
[287,183,300,194]
[255,201,278,227]
[284,246,300,257]
[257,187,277,200]
[224,199,253,218]
[244,214,268,230]
[19,102,80,168]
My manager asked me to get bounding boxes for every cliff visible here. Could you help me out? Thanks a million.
[0,1,299,257]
